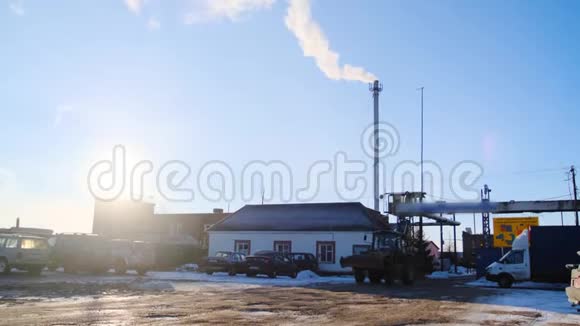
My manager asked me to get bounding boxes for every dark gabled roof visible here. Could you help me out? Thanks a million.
[209,202,390,232]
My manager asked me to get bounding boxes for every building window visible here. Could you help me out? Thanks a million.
[5,238,18,248]
[234,240,251,255]
[352,244,371,255]
[316,241,335,264]
[273,241,292,253]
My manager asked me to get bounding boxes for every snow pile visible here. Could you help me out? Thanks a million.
[466,277,567,290]
[296,270,319,280]
[475,288,576,314]
[176,263,199,272]
[426,265,475,279]
[148,271,352,286]
[427,271,453,279]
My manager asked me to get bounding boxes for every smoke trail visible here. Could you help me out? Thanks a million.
[184,0,276,23]
[285,0,377,83]
[124,0,142,14]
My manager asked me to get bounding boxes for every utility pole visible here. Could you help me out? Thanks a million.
[440,221,444,272]
[453,213,457,274]
[572,166,579,226]
[418,87,425,240]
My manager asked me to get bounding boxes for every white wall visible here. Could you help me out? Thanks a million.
[208,231,373,273]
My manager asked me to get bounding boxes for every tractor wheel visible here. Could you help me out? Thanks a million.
[402,264,415,286]
[369,270,382,284]
[354,269,366,284]
[383,271,394,285]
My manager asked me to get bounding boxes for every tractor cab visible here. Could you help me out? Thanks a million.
[372,231,402,251]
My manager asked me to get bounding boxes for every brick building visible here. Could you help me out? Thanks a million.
[92,200,228,248]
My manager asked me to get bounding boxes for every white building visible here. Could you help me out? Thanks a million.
[208,202,390,273]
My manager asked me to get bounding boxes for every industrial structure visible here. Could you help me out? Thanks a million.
[370,80,382,212]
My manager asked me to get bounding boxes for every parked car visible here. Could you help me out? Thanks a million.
[50,233,112,274]
[199,251,247,276]
[566,251,580,312]
[51,234,157,275]
[111,239,155,275]
[246,250,298,279]
[0,233,50,275]
[288,252,318,273]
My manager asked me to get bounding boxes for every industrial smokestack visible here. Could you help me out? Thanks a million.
[370,80,383,211]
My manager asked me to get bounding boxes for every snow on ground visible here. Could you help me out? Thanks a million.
[426,266,476,280]
[176,264,199,272]
[475,288,577,315]
[466,277,567,290]
[1,270,353,289]
[148,270,354,287]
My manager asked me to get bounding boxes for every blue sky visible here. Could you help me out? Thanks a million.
[1,0,579,246]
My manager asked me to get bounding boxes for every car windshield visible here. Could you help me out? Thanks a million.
[215,252,231,257]
[499,250,524,264]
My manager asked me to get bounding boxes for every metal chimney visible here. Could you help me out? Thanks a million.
[369,80,383,211]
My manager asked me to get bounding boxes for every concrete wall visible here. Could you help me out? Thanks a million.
[208,231,374,273]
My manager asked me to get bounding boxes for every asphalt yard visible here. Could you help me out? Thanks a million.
[0,271,578,325]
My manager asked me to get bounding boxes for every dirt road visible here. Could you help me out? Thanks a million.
[0,275,578,325]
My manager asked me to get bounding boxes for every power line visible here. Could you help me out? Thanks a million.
[539,194,573,200]
[511,167,569,175]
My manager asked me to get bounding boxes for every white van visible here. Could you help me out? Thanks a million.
[0,234,50,275]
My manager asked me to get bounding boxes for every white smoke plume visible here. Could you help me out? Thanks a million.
[124,0,143,14]
[121,0,377,83]
[185,0,276,23]
[285,0,376,83]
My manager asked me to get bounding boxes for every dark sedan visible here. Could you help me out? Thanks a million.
[199,251,247,276]
[288,253,318,273]
[246,251,299,279]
